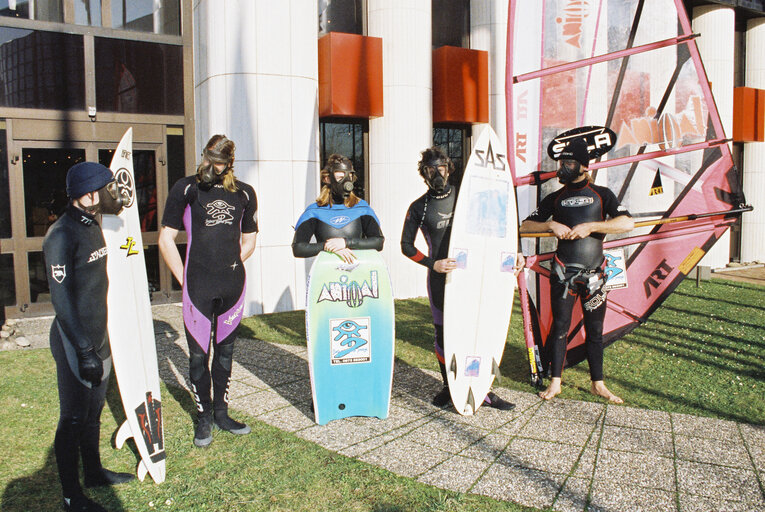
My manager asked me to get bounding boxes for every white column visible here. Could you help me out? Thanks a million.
[470,0,508,146]
[368,1,432,299]
[742,18,765,264]
[194,0,320,314]
[693,6,734,268]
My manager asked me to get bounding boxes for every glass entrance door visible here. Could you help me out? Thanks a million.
[4,121,179,318]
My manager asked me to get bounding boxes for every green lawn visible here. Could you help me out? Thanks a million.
[1,277,762,511]
[0,350,531,512]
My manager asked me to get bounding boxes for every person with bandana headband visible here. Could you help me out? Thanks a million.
[159,135,258,447]
[520,137,634,403]
[43,162,133,512]
[401,147,522,410]
[292,154,384,262]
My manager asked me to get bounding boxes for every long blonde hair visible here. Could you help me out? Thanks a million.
[197,134,239,192]
[316,154,359,207]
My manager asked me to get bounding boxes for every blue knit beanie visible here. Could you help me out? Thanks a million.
[66,162,114,198]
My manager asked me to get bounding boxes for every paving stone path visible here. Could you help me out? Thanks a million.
[13,305,765,511]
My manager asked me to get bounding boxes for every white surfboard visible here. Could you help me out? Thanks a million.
[102,128,166,483]
[443,126,519,415]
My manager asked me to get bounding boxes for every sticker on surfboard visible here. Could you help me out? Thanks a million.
[466,176,509,238]
[330,317,372,364]
[452,248,468,269]
[500,252,516,273]
[464,356,481,377]
[603,249,628,291]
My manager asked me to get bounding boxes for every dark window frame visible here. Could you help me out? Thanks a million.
[320,118,370,200]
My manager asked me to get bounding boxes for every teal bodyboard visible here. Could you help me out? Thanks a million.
[306,250,395,425]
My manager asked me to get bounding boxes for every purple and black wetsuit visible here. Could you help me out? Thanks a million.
[400,185,457,385]
[162,176,258,415]
[524,179,631,380]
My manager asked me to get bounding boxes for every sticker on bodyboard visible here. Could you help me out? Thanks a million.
[330,317,371,364]
[464,356,481,377]
[603,249,628,291]
[316,271,380,308]
[466,176,509,238]
[452,248,468,269]
[499,252,516,272]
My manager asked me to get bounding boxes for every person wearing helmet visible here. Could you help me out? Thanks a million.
[43,161,132,512]
[520,137,634,403]
[292,154,384,262]
[158,135,258,447]
[401,147,521,410]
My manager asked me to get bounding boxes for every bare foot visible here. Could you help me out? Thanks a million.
[591,381,623,404]
[538,377,562,400]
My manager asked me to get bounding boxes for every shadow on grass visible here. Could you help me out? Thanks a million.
[1,445,126,512]
[155,318,317,422]
[152,320,200,423]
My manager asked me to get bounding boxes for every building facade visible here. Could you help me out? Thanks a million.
[1,0,763,319]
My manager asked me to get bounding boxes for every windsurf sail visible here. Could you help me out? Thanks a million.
[506,0,752,377]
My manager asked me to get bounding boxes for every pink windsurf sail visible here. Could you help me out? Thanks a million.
[506,0,751,382]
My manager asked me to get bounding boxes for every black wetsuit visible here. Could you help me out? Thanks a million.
[400,185,457,384]
[525,179,630,380]
[162,177,258,416]
[292,199,384,256]
[43,205,112,500]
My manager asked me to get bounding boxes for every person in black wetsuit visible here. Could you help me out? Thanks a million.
[520,137,634,403]
[158,135,258,447]
[43,162,133,512]
[292,154,384,260]
[401,147,520,410]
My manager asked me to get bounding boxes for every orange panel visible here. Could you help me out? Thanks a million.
[432,46,489,124]
[757,89,765,142]
[733,87,765,142]
[318,32,383,119]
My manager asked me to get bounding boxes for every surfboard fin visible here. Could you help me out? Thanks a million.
[115,420,133,450]
[465,387,476,415]
[492,358,501,378]
[137,460,148,482]
[450,354,457,379]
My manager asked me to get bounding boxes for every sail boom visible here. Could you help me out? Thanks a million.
[514,139,729,187]
[513,34,698,84]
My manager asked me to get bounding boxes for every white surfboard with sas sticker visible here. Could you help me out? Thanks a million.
[102,128,166,483]
[443,125,519,416]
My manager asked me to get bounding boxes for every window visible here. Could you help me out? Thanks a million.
[432,0,469,49]
[23,148,85,237]
[0,254,14,312]
[319,0,364,36]
[95,37,183,115]
[166,127,185,190]
[320,120,368,199]
[74,0,101,26]
[433,126,470,185]
[0,0,63,22]
[0,28,85,109]
[27,251,47,303]
[111,0,180,35]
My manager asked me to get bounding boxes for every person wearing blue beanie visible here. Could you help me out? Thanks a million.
[43,161,133,512]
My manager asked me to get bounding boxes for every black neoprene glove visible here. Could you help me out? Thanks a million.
[76,346,103,387]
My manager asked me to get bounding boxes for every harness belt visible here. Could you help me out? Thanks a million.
[552,258,605,299]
